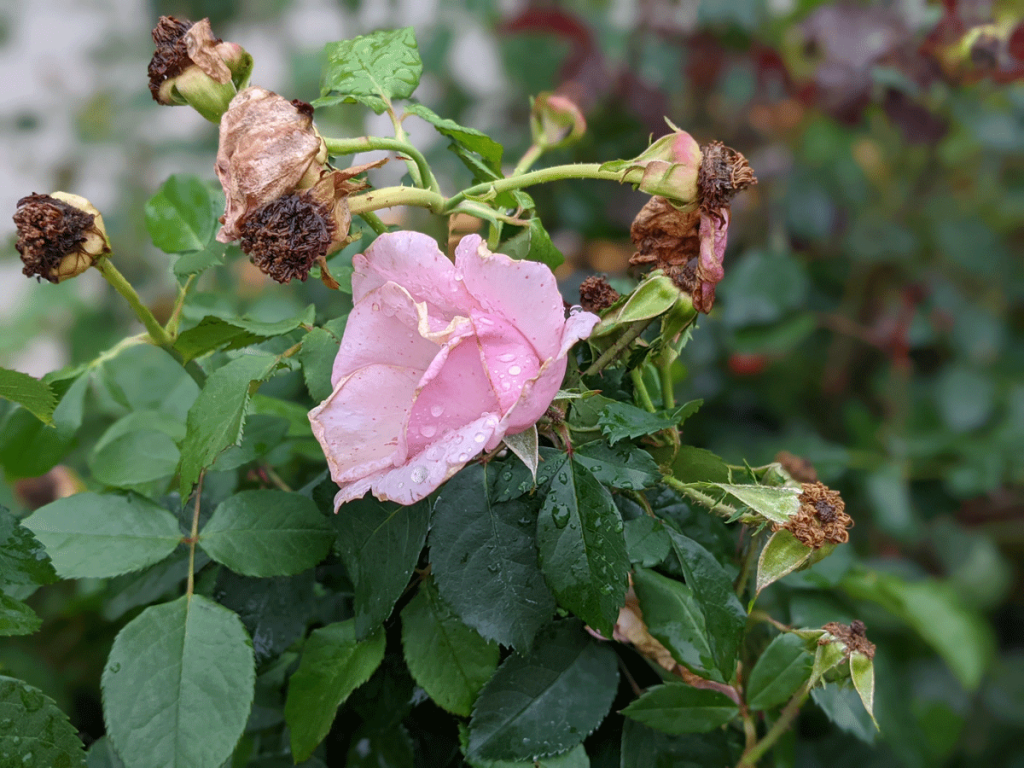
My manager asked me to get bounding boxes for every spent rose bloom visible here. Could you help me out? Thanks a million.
[309,232,599,508]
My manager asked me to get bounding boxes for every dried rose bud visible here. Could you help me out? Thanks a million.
[530,92,586,149]
[604,127,703,206]
[821,620,876,659]
[148,17,252,122]
[239,161,382,284]
[13,193,111,283]
[697,141,757,217]
[578,276,620,314]
[771,481,853,549]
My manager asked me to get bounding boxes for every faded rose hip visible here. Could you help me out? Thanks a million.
[13,193,111,283]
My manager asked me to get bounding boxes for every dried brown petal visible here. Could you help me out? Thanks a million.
[579,276,620,313]
[772,481,853,548]
[148,16,194,104]
[215,87,328,243]
[183,19,232,85]
[14,193,110,283]
[822,620,876,659]
[629,195,700,271]
[239,192,334,284]
[698,142,757,217]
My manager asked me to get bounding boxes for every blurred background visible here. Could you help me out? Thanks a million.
[1,0,1022,765]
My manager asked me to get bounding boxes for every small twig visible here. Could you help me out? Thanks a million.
[186,471,205,598]
[582,318,654,378]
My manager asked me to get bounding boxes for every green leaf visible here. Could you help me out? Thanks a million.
[89,428,181,488]
[401,578,499,716]
[319,27,422,110]
[298,327,341,403]
[631,567,718,680]
[178,354,283,498]
[665,530,746,680]
[745,633,813,711]
[670,446,732,484]
[24,493,181,578]
[172,240,226,278]
[328,492,431,639]
[701,483,801,525]
[144,174,221,254]
[460,726,590,768]
[840,569,993,691]
[756,529,815,595]
[85,736,125,768]
[0,367,55,425]
[100,345,198,421]
[405,103,503,171]
[623,517,671,567]
[620,720,736,768]
[285,620,386,762]
[621,684,738,735]
[498,218,564,270]
[430,463,556,650]
[850,652,877,727]
[598,401,702,445]
[0,676,86,767]
[0,593,42,636]
[810,685,877,744]
[466,620,617,761]
[209,414,289,472]
[573,441,661,490]
[536,457,629,639]
[175,306,315,363]
[102,594,255,768]
[199,490,334,577]
[214,569,316,665]
[0,505,57,586]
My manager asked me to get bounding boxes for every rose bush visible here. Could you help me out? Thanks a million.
[309,231,599,507]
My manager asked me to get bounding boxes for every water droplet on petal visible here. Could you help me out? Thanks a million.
[411,466,429,484]
[508,365,522,376]
[371,303,380,312]
[430,405,445,417]
[457,453,469,462]
[569,304,584,315]
[474,433,486,443]
[498,352,516,362]
[420,424,437,438]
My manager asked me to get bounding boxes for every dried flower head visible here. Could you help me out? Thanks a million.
[578,276,620,313]
[148,17,251,121]
[13,193,110,283]
[215,87,330,243]
[822,620,876,659]
[697,142,757,218]
[772,481,853,548]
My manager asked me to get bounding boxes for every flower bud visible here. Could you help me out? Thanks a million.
[13,193,110,283]
[530,92,586,150]
[603,126,703,207]
[148,17,253,122]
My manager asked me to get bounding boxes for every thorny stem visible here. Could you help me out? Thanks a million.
[737,681,812,767]
[444,163,623,212]
[324,136,439,195]
[348,186,446,216]
[359,210,390,236]
[512,143,544,176]
[631,368,657,413]
[582,318,655,378]
[186,471,204,598]
[388,107,428,190]
[742,708,759,754]
[166,274,195,338]
[94,257,206,385]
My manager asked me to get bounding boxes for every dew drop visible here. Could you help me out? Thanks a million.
[474,433,486,443]
[551,506,571,529]
[371,303,380,312]
[569,304,584,315]
[455,273,464,281]
[411,466,429,484]
[502,381,512,390]
[420,424,437,438]
[10,737,19,745]
[498,352,516,362]
[109,662,121,673]
[508,365,522,376]
[430,405,445,417]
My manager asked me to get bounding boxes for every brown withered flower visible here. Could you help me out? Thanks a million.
[215,87,329,243]
[14,193,111,283]
[578,276,620,314]
[148,17,252,122]
[772,481,853,548]
[627,144,756,314]
[821,620,876,659]
[238,167,372,284]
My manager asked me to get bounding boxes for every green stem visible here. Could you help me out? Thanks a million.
[444,162,623,212]
[359,210,389,235]
[348,186,446,216]
[512,144,544,176]
[94,257,172,346]
[186,471,204,598]
[734,533,758,599]
[324,136,439,195]
[166,274,195,338]
[582,318,655,378]
[659,358,676,409]
[631,368,656,413]
[737,682,812,767]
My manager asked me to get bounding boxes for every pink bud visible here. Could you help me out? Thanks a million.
[603,128,703,207]
[530,92,587,149]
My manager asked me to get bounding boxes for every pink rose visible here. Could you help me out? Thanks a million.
[309,232,599,508]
